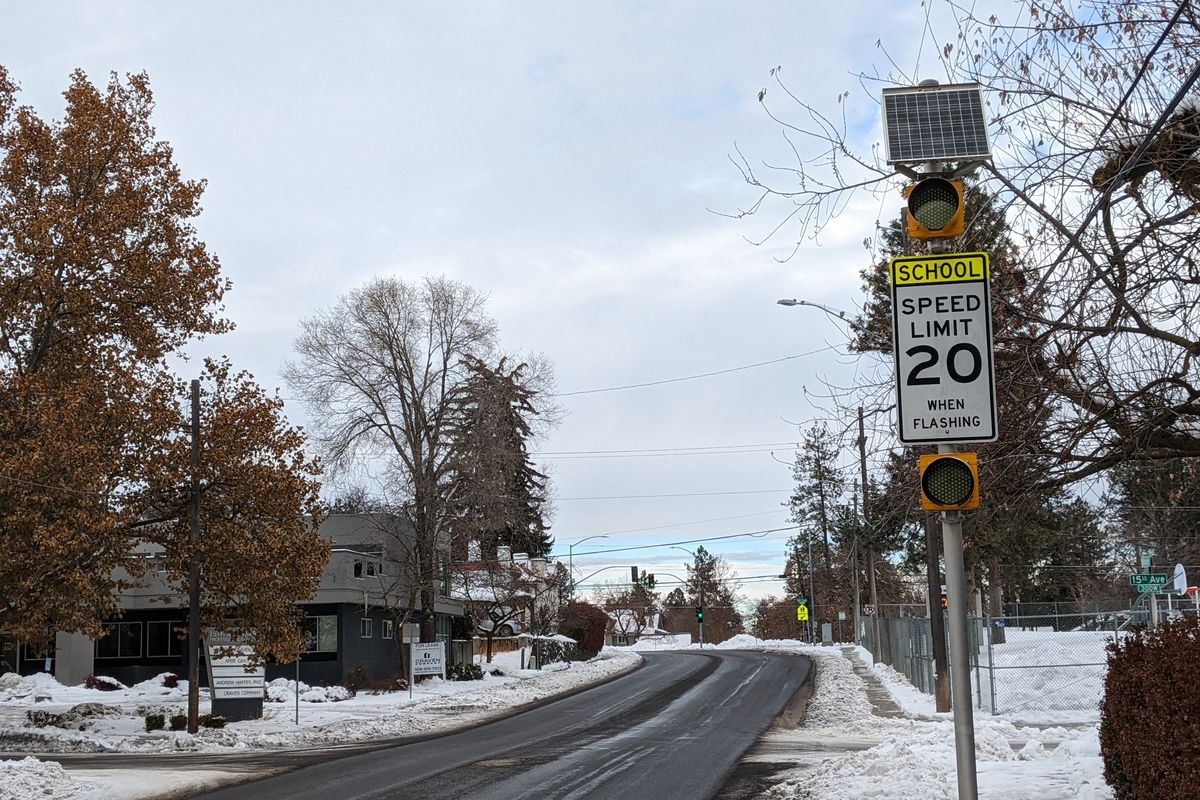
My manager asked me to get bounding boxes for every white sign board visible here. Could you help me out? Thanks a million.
[205,643,265,700]
[890,252,997,444]
[411,642,445,677]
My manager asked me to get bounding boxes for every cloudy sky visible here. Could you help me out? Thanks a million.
[1,1,983,609]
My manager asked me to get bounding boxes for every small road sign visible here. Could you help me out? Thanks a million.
[863,604,876,616]
[890,252,997,444]
[1130,573,1168,592]
[796,605,809,622]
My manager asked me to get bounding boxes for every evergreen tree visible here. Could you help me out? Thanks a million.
[1106,459,1200,573]
[446,356,552,558]
[786,421,845,572]
[683,547,744,645]
[852,183,1063,619]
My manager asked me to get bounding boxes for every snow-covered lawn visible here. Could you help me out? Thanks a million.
[977,627,1110,720]
[0,649,641,800]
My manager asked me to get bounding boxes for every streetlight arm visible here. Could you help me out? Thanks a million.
[776,298,850,321]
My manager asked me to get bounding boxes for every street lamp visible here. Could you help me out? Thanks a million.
[777,301,875,650]
[776,298,849,320]
[567,534,609,594]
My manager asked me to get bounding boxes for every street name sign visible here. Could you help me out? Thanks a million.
[1130,573,1169,593]
[890,252,997,444]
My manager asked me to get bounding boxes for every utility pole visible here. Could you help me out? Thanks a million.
[925,515,951,711]
[855,408,868,650]
[187,379,202,735]
[857,408,880,656]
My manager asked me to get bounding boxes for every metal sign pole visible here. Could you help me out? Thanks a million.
[939,445,978,800]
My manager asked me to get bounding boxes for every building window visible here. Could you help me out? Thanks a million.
[96,622,142,659]
[383,620,394,640]
[353,560,363,579]
[300,616,338,652]
[146,621,183,657]
[360,618,373,638]
[366,562,376,577]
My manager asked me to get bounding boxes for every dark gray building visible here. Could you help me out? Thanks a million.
[3,513,465,688]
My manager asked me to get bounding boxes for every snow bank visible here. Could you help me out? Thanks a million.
[0,756,80,800]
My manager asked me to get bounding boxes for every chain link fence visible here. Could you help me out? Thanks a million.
[866,611,1126,718]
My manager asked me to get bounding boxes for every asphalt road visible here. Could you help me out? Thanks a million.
[186,649,812,800]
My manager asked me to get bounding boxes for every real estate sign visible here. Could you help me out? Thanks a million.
[411,641,445,678]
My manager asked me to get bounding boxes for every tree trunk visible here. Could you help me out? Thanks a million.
[988,560,1006,645]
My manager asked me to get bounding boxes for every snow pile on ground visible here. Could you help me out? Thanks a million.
[265,679,351,704]
[765,720,1110,800]
[729,639,1113,799]
[0,756,80,800]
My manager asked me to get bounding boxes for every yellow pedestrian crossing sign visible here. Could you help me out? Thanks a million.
[796,605,809,622]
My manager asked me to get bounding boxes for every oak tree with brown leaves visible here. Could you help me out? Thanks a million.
[0,66,325,658]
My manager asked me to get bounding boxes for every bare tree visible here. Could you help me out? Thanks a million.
[728,1,1200,488]
[456,551,560,663]
[284,276,497,641]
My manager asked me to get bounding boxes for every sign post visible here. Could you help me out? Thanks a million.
[890,251,996,800]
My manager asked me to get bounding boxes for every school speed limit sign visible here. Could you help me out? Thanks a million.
[890,252,997,444]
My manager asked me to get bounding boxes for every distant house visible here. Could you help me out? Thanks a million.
[1,513,466,687]
[452,544,561,640]
[604,609,666,647]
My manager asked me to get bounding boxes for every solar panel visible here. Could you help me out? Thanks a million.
[882,84,991,164]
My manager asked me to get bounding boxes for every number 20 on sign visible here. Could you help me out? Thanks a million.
[889,252,998,445]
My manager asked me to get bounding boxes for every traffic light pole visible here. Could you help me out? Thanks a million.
[938,443,978,800]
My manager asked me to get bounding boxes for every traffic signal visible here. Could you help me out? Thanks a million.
[645,573,655,589]
[695,607,704,621]
[940,595,949,610]
[905,177,965,240]
[918,452,980,511]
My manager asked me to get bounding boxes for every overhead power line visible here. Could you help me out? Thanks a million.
[549,525,799,560]
[533,440,802,456]
[550,346,834,398]
[557,489,792,501]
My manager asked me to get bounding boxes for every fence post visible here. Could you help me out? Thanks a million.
[987,617,997,714]
[975,616,984,709]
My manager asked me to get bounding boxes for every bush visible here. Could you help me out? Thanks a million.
[83,674,121,691]
[162,673,180,689]
[198,714,226,729]
[557,603,607,660]
[447,663,484,681]
[535,637,574,665]
[168,713,188,731]
[145,714,165,732]
[368,674,408,694]
[341,666,368,696]
[1100,615,1200,800]
[26,710,62,728]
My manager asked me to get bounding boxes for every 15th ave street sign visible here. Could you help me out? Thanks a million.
[1130,573,1169,593]
[890,252,998,444]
